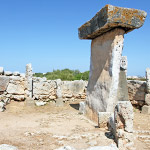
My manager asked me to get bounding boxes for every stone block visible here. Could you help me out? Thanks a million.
[145,94,150,106]
[142,105,150,114]
[0,76,10,92]
[115,101,133,133]
[7,83,25,95]
[78,5,147,39]
[98,112,112,128]
[117,70,129,101]
[79,101,86,114]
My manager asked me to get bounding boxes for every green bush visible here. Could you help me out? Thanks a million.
[34,69,90,81]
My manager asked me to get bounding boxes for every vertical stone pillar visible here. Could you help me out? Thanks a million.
[117,56,129,102]
[78,4,147,122]
[143,68,150,107]
[142,68,150,113]
[25,64,33,99]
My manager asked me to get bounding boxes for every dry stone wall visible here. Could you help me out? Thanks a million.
[0,69,147,109]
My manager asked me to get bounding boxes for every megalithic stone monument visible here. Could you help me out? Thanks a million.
[78,4,147,121]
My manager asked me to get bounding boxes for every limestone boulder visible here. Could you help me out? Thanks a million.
[128,80,146,106]
[33,81,56,95]
[61,80,87,98]
[0,76,10,92]
[0,144,18,150]
[7,83,25,95]
[79,4,147,39]
[145,94,150,106]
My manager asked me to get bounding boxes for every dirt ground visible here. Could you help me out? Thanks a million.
[0,100,150,150]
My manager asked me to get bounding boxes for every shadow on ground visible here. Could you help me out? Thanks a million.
[70,103,79,110]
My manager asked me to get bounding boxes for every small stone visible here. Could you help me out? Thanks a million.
[35,101,47,106]
[79,101,86,114]
[142,105,150,114]
[145,94,150,106]
[0,144,18,150]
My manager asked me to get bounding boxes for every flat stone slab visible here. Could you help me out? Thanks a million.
[78,4,147,39]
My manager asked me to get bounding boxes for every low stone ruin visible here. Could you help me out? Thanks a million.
[79,4,147,149]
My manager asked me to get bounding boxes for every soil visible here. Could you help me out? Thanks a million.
[0,100,149,150]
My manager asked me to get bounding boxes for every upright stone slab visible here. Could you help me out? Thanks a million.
[25,64,33,98]
[117,56,129,101]
[78,4,147,121]
[146,68,150,93]
[145,68,150,106]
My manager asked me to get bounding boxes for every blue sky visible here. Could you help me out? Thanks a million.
[0,0,149,76]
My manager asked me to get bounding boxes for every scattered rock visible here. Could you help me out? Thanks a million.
[0,144,18,150]
[35,101,47,106]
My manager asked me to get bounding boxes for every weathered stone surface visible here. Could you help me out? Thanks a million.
[7,83,25,95]
[117,70,129,101]
[142,105,150,114]
[86,28,124,121]
[98,112,112,128]
[145,94,150,106]
[33,80,56,96]
[128,80,146,107]
[115,101,134,133]
[114,101,134,149]
[25,63,33,98]
[0,67,4,75]
[79,4,147,39]
[0,144,18,150]
[60,80,87,99]
[79,101,86,114]
[146,68,150,93]
[0,76,10,92]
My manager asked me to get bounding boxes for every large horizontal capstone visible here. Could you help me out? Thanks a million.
[78,4,147,39]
